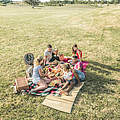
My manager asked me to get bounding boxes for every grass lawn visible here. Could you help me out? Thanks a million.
[0,4,120,120]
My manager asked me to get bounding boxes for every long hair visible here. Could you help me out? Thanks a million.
[34,56,43,66]
[64,63,71,71]
[72,44,78,54]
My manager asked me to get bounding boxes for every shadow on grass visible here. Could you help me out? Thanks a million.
[116,59,120,62]
[89,61,120,72]
[88,64,111,75]
[74,61,119,106]
[83,72,117,94]
[73,71,119,110]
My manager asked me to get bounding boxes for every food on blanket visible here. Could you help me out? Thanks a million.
[44,66,52,73]
[47,65,63,79]
[48,67,52,72]
[15,77,29,91]
[52,69,61,74]
[49,80,61,86]
[56,72,60,77]
[48,72,55,78]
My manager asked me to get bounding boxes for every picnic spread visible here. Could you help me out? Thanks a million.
[13,44,89,113]
[14,61,88,96]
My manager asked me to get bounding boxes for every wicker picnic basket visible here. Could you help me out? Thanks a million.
[15,77,29,91]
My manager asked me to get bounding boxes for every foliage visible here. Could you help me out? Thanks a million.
[24,0,40,6]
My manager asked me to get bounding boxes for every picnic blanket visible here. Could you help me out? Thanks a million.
[23,82,62,96]
[17,61,88,96]
[82,61,89,70]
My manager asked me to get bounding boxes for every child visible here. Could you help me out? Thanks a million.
[72,56,85,86]
[59,54,71,64]
[72,56,83,71]
[72,44,82,61]
[72,69,85,87]
[60,64,77,95]
[31,56,51,92]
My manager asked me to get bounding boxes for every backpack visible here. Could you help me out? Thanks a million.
[24,53,34,65]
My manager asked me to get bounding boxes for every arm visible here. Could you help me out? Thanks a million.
[44,56,48,65]
[72,69,80,84]
[44,55,53,65]
[53,49,58,56]
[78,50,82,60]
[69,76,73,81]
[39,69,48,77]
[61,75,73,90]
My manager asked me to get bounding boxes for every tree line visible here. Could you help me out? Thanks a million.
[0,0,120,7]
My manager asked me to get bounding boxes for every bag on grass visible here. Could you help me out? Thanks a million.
[24,53,34,65]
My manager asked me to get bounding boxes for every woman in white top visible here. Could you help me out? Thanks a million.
[31,56,51,92]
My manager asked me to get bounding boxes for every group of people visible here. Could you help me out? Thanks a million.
[30,44,85,95]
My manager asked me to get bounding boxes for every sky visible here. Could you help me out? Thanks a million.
[11,0,112,2]
[12,0,50,2]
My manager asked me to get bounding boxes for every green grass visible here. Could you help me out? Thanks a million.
[0,4,120,120]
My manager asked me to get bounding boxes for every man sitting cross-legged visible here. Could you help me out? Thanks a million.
[44,44,59,65]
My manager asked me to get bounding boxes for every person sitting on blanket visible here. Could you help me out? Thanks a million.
[72,44,82,61]
[30,56,52,92]
[59,54,71,64]
[71,56,83,71]
[72,56,85,86]
[44,44,59,65]
[59,64,79,96]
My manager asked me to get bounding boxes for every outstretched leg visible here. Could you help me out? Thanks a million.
[72,69,82,86]
[64,82,75,95]
[60,81,69,90]
[30,80,48,92]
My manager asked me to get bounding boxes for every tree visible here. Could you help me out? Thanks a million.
[107,0,109,6]
[2,0,11,4]
[88,0,91,5]
[114,0,119,4]
[24,0,40,7]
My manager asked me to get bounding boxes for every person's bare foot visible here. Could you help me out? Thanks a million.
[59,88,62,91]
[63,91,69,96]
[59,90,69,96]
[61,90,69,96]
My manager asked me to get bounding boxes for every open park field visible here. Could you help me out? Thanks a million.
[0,4,120,120]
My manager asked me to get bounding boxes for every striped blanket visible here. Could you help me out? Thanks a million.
[23,61,89,96]
[24,82,62,96]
